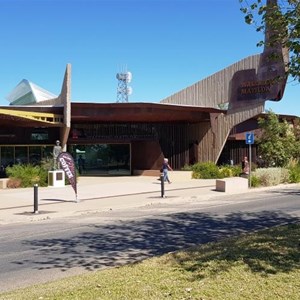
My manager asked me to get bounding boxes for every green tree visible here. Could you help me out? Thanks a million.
[257,110,299,166]
[292,117,300,159]
[239,0,300,82]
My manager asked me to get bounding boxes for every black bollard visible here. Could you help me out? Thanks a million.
[33,184,39,214]
[160,173,165,198]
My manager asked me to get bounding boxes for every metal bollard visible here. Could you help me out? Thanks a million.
[160,173,165,198]
[33,184,39,214]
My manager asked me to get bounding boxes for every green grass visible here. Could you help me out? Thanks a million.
[1,224,300,300]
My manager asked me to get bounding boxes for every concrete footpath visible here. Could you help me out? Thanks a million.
[0,171,297,225]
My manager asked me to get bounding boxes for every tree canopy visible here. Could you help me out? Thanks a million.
[257,111,300,167]
[239,0,300,82]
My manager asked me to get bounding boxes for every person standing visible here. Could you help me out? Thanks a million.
[162,158,173,184]
[257,155,264,168]
[78,155,85,174]
[242,156,249,175]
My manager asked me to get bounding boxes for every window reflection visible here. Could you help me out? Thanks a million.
[71,144,131,175]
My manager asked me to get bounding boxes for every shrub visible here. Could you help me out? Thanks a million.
[288,164,300,183]
[219,166,233,178]
[181,164,193,171]
[5,164,48,188]
[257,171,270,186]
[192,162,223,179]
[7,178,22,188]
[251,162,257,172]
[286,159,300,183]
[252,167,288,186]
[40,156,54,172]
[250,174,261,187]
[231,165,243,177]
[280,168,290,183]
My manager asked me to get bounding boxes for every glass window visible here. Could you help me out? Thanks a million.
[15,146,28,164]
[31,132,49,141]
[1,146,14,167]
[70,143,131,176]
[41,146,54,160]
[29,146,42,165]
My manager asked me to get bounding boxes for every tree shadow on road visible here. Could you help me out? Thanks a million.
[267,187,300,196]
[15,210,300,276]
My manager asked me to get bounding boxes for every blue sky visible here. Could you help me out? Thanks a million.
[0,0,298,116]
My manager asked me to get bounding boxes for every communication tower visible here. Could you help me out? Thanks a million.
[116,68,133,103]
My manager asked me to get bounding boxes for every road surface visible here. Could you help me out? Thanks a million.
[0,187,299,293]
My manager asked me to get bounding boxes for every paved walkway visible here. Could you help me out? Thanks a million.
[0,171,297,225]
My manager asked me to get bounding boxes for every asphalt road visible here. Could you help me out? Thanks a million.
[0,187,299,293]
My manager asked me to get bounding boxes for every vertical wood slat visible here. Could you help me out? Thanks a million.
[160,55,260,108]
[159,54,265,164]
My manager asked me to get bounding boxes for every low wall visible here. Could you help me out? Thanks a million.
[216,177,248,193]
[0,178,9,189]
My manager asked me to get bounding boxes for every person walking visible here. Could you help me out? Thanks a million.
[162,158,173,184]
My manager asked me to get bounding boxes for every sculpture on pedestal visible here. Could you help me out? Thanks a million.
[53,140,62,170]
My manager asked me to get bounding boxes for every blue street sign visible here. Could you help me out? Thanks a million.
[245,132,254,144]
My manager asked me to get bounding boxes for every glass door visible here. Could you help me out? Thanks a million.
[70,143,131,176]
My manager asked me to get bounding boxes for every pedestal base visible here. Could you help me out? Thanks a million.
[48,170,65,187]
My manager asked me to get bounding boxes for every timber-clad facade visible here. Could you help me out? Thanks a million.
[68,121,210,171]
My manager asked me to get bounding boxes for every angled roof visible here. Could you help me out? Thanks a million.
[71,102,225,123]
[5,79,57,105]
[0,102,224,128]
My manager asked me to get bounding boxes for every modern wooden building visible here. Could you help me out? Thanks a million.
[0,0,291,176]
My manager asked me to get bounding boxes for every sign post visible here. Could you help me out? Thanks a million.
[245,132,254,188]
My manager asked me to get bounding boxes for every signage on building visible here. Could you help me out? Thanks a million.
[238,79,273,101]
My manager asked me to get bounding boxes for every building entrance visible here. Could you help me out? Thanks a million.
[69,143,131,176]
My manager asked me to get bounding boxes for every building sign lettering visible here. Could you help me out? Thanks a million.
[238,79,274,101]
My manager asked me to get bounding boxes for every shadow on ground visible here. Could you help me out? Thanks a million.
[14,210,300,275]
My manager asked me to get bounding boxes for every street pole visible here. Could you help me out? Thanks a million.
[33,184,39,214]
[249,143,252,188]
[160,173,165,198]
[246,132,254,189]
